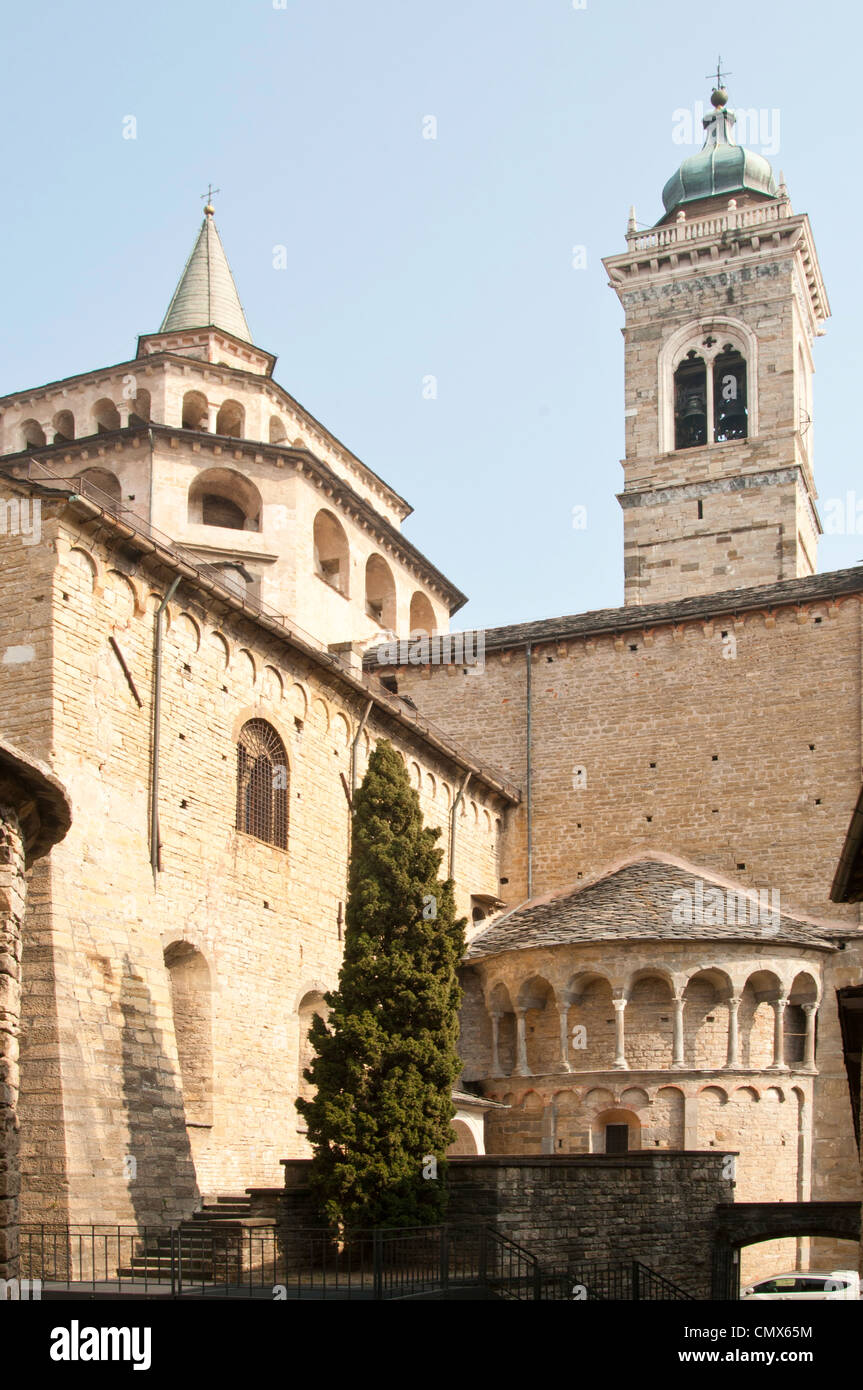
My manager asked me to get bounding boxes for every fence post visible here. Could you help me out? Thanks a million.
[532,1259,542,1301]
[177,1226,183,1298]
[440,1224,449,1292]
[372,1229,383,1301]
[478,1226,488,1287]
[632,1260,640,1301]
[170,1228,176,1298]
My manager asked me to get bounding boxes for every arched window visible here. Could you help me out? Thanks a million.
[129,389,151,426]
[20,419,46,448]
[188,467,261,531]
[236,719,288,849]
[269,415,287,444]
[674,352,708,449]
[365,554,396,628]
[297,990,329,1111]
[784,1004,807,1065]
[203,495,246,528]
[216,399,244,437]
[164,942,213,1126]
[75,467,122,507]
[182,390,208,430]
[713,346,747,441]
[313,510,350,596]
[53,410,74,443]
[409,591,437,636]
[92,398,120,434]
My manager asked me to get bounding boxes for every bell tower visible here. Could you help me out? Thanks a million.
[603,80,830,606]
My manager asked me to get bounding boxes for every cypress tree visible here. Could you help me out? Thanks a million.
[296,738,466,1229]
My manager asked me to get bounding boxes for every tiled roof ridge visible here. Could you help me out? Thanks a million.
[365,565,863,667]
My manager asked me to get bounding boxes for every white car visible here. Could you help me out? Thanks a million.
[741,1270,860,1300]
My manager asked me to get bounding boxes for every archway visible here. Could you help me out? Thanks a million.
[164,942,213,1126]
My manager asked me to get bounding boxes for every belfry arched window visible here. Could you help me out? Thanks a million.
[713,347,747,441]
[665,323,754,452]
[674,352,708,449]
[236,719,288,849]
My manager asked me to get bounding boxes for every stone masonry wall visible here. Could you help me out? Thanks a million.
[391,588,863,1269]
[446,1153,733,1298]
[0,808,25,1280]
[0,504,508,1227]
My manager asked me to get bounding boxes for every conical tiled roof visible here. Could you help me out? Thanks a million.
[160,210,251,342]
[465,855,842,959]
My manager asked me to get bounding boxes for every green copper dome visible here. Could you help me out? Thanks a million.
[662,88,776,217]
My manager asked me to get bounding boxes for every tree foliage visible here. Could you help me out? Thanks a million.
[296,739,466,1228]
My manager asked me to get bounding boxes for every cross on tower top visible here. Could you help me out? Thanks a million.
[201,184,220,215]
[706,56,732,90]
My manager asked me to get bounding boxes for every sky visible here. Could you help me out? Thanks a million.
[2,0,860,630]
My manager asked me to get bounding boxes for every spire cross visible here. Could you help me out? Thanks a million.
[201,184,220,211]
[706,56,731,89]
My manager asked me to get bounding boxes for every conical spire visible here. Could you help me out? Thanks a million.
[160,203,252,342]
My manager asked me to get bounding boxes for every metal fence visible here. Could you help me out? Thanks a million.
[18,1223,693,1300]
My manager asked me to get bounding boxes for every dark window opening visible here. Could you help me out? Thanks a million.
[236,719,288,850]
[713,347,748,442]
[202,494,247,530]
[784,1004,807,1066]
[674,352,707,449]
[605,1124,629,1154]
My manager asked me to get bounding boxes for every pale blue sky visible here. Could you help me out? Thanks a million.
[3,0,859,628]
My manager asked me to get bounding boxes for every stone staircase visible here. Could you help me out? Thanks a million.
[117,1194,272,1282]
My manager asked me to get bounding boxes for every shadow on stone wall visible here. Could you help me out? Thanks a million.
[119,953,199,1227]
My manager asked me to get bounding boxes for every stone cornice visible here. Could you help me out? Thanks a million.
[0,476,518,806]
[1,426,466,612]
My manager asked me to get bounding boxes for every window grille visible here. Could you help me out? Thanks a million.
[236,719,288,849]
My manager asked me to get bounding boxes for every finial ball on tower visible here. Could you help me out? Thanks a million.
[710,87,729,109]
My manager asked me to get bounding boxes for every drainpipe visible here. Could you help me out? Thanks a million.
[350,700,374,798]
[345,699,374,900]
[150,576,181,879]
[525,641,533,900]
[449,771,471,880]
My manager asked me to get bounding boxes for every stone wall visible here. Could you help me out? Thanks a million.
[0,500,511,1228]
[0,809,26,1281]
[448,1153,733,1298]
[389,583,863,1272]
[272,1152,731,1299]
[0,743,70,1281]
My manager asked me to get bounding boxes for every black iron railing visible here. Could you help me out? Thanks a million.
[18,1223,694,1300]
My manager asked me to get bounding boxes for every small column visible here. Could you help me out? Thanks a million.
[207,402,219,433]
[724,996,741,1069]
[117,402,130,429]
[612,997,628,1070]
[557,1004,572,1073]
[671,996,685,1068]
[514,1007,530,1076]
[683,1094,699,1150]
[802,1003,817,1071]
[771,996,789,1071]
[490,1011,503,1076]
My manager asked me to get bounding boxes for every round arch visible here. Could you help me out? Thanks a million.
[658,315,760,451]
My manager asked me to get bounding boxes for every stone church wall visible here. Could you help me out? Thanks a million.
[391,589,863,1269]
[0,501,508,1227]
